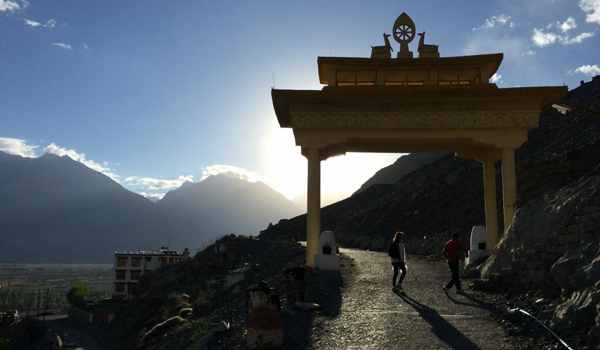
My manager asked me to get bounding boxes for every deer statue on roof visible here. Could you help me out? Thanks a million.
[371,33,393,59]
[417,31,439,58]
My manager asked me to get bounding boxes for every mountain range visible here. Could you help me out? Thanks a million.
[4,76,599,264]
[0,153,301,263]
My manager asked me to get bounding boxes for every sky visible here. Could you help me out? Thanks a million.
[1,0,599,206]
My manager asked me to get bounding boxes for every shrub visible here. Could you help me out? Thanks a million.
[66,283,89,308]
[141,316,186,344]
[190,318,210,342]
[179,308,193,318]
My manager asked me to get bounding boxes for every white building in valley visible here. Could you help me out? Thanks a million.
[112,247,190,299]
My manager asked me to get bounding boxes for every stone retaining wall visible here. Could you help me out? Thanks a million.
[476,188,600,292]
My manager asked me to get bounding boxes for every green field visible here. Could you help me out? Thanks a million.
[0,263,113,313]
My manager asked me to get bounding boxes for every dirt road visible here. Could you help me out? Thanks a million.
[305,248,522,350]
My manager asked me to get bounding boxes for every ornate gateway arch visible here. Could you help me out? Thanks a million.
[272,13,567,266]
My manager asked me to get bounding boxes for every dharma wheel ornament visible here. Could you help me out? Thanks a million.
[393,12,416,58]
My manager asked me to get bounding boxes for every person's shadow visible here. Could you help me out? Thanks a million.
[398,292,483,350]
[444,292,495,311]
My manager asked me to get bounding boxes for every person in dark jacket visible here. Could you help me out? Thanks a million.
[442,232,469,294]
[391,231,407,292]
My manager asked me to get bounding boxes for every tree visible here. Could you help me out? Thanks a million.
[66,283,89,308]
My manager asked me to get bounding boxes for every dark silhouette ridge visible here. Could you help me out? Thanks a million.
[0,158,300,263]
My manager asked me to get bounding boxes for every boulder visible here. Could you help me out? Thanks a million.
[569,254,600,290]
[574,290,600,326]
[552,303,576,332]
[482,178,600,278]
[213,321,230,333]
[444,167,464,185]
[593,304,600,339]
[550,243,592,295]
[552,290,600,331]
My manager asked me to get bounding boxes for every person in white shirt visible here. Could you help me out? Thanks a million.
[391,231,407,292]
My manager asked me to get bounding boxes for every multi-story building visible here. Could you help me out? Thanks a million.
[112,247,190,299]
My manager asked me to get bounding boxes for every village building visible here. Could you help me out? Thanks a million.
[112,247,190,299]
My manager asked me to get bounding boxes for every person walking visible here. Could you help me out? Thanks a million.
[442,232,469,294]
[389,231,407,292]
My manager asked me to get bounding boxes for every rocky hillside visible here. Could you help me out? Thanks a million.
[353,152,445,195]
[100,235,308,350]
[261,76,600,255]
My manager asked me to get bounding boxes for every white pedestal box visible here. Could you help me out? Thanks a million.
[314,254,340,271]
[466,225,492,267]
[314,231,340,271]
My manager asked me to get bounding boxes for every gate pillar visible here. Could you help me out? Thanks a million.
[483,157,499,248]
[304,147,321,267]
[501,147,517,232]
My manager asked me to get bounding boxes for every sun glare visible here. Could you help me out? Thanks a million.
[263,128,306,200]
[321,152,401,195]
[263,125,402,202]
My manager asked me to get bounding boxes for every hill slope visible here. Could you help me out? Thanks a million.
[353,153,445,195]
[261,76,600,256]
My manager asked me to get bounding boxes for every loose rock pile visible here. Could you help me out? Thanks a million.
[477,180,600,349]
[481,188,600,293]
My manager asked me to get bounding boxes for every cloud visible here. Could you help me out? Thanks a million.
[580,0,600,24]
[564,31,595,43]
[201,164,268,183]
[52,43,72,50]
[0,137,38,157]
[24,18,58,29]
[24,19,40,27]
[522,50,536,56]
[139,192,165,200]
[532,26,594,47]
[1,139,122,182]
[126,175,194,190]
[532,28,558,46]
[473,14,514,31]
[558,17,577,32]
[44,19,56,28]
[83,43,90,50]
[44,143,120,182]
[0,0,19,12]
[462,30,529,60]
[491,73,503,84]
[575,64,600,75]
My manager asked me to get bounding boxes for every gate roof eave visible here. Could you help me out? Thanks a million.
[317,53,504,85]
[272,84,567,128]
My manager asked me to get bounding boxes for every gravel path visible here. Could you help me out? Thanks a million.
[303,248,522,350]
[45,316,102,350]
